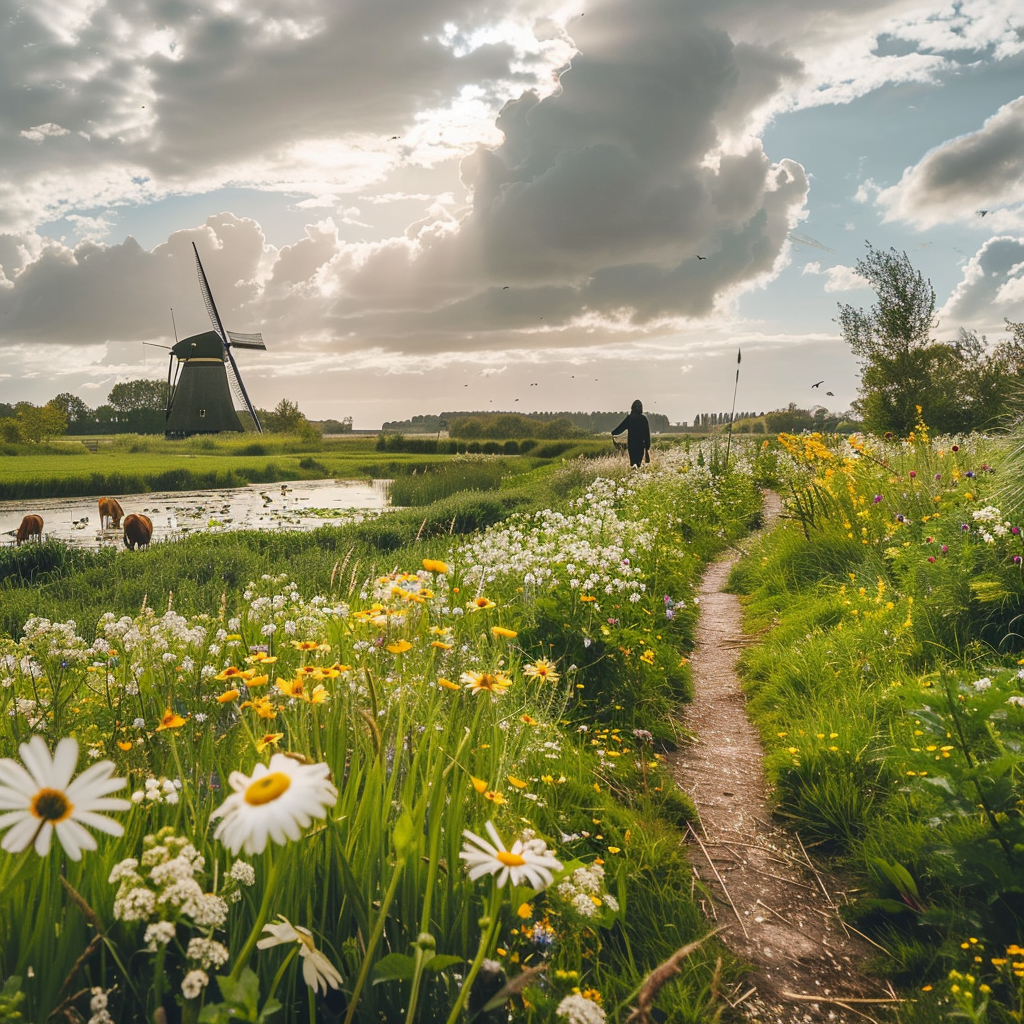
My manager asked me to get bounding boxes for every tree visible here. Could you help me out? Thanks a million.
[17,401,68,442]
[837,243,937,434]
[50,392,92,424]
[108,379,166,413]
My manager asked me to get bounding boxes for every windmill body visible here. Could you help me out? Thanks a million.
[164,244,266,438]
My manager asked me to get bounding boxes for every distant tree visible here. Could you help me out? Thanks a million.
[765,403,815,434]
[108,379,166,413]
[17,401,68,442]
[50,392,92,424]
[837,243,938,434]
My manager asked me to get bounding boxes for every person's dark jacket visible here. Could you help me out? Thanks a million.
[611,411,651,467]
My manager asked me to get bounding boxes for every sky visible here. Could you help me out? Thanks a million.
[1,0,1023,429]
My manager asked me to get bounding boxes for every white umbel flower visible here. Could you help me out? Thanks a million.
[556,992,606,1024]
[0,736,129,860]
[211,753,337,855]
[460,821,562,890]
[257,915,343,994]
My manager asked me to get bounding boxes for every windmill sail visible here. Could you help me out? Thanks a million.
[191,242,264,433]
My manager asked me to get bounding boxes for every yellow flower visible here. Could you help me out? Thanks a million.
[484,790,506,805]
[241,696,278,720]
[523,659,560,684]
[387,640,413,654]
[507,775,529,789]
[291,640,320,651]
[607,846,621,854]
[256,732,284,752]
[467,596,496,612]
[215,666,245,681]
[470,776,489,794]
[246,653,277,664]
[438,677,460,691]
[517,902,533,919]
[430,626,452,636]
[217,689,241,703]
[431,641,454,650]
[328,663,352,673]
[155,709,187,731]
[521,714,539,726]
[580,595,597,602]
[640,649,655,665]
[461,671,513,695]
[490,626,518,639]
[278,677,308,699]
[247,674,270,687]
[117,740,133,752]
[422,558,449,574]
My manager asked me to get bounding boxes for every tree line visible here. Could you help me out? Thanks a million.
[382,410,673,435]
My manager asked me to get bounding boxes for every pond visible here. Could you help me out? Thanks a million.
[0,478,391,549]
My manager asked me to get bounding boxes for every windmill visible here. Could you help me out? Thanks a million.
[164,243,267,438]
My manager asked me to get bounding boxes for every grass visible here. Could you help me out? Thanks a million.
[0,443,766,1021]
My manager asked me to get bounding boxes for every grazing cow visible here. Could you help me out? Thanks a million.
[16,515,43,545]
[123,513,153,551]
[98,497,124,530]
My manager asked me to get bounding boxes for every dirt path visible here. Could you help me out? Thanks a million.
[669,493,897,1023]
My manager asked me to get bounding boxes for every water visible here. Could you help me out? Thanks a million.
[1,479,391,549]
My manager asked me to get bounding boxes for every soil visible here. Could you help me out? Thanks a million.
[668,493,900,1024]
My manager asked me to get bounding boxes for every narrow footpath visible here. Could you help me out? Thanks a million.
[669,493,899,1024]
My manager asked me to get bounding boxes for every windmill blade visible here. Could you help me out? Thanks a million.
[224,347,263,433]
[226,330,266,350]
[192,242,229,345]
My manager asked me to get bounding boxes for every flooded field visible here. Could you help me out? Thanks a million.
[1,478,390,549]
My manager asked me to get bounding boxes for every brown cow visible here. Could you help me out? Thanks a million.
[98,497,124,530]
[15,515,43,545]
[123,513,153,551]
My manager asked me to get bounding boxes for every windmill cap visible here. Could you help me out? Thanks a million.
[172,330,224,359]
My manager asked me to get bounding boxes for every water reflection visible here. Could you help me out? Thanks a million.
[1,479,391,550]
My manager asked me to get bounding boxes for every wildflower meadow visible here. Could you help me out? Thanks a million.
[0,446,766,1023]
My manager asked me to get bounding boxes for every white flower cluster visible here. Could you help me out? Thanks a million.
[555,863,619,919]
[240,573,348,643]
[556,992,607,1024]
[110,829,229,932]
[88,987,112,1024]
[131,776,182,804]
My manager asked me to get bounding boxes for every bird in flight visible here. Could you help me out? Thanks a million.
[812,380,824,388]
[530,383,538,386]
[978,210,988,217]
[515,398,519,402]
[390,136,401,140]
[826,391,834,396]
[463,383,469,387]
[502,285,509,289]
[695,255,706,260]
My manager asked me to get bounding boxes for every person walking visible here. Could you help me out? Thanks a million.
[611,399,651,468]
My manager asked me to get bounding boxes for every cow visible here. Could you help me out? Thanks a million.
[16,515,43,545]
[123,513,153,551]
[98,497,124,530]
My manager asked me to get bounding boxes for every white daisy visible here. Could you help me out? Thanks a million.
[0,736,129,860]
[460,822,562,890]
[210,753,337,855]
[257,915,343,994]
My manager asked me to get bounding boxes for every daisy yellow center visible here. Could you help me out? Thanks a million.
[31,787,73,822]
[245,772,291,806]
[496,850,526,867]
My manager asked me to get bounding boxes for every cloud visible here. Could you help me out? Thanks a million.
[802,261,868,292]
[877,96,1024,229]
[938,235,1024,330]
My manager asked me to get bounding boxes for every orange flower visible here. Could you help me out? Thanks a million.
[386,640,413,654]
[507,775,528,789]
[438,677,460,691]
[470,776,489,793]
[117,740,133,752]
[155,709,186,731]
[580,595,597,602]
[256,732,284,752]
[422,558,449,574]
[490,626,518,639]
[521,714,539,726]
[216,688,241,703]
